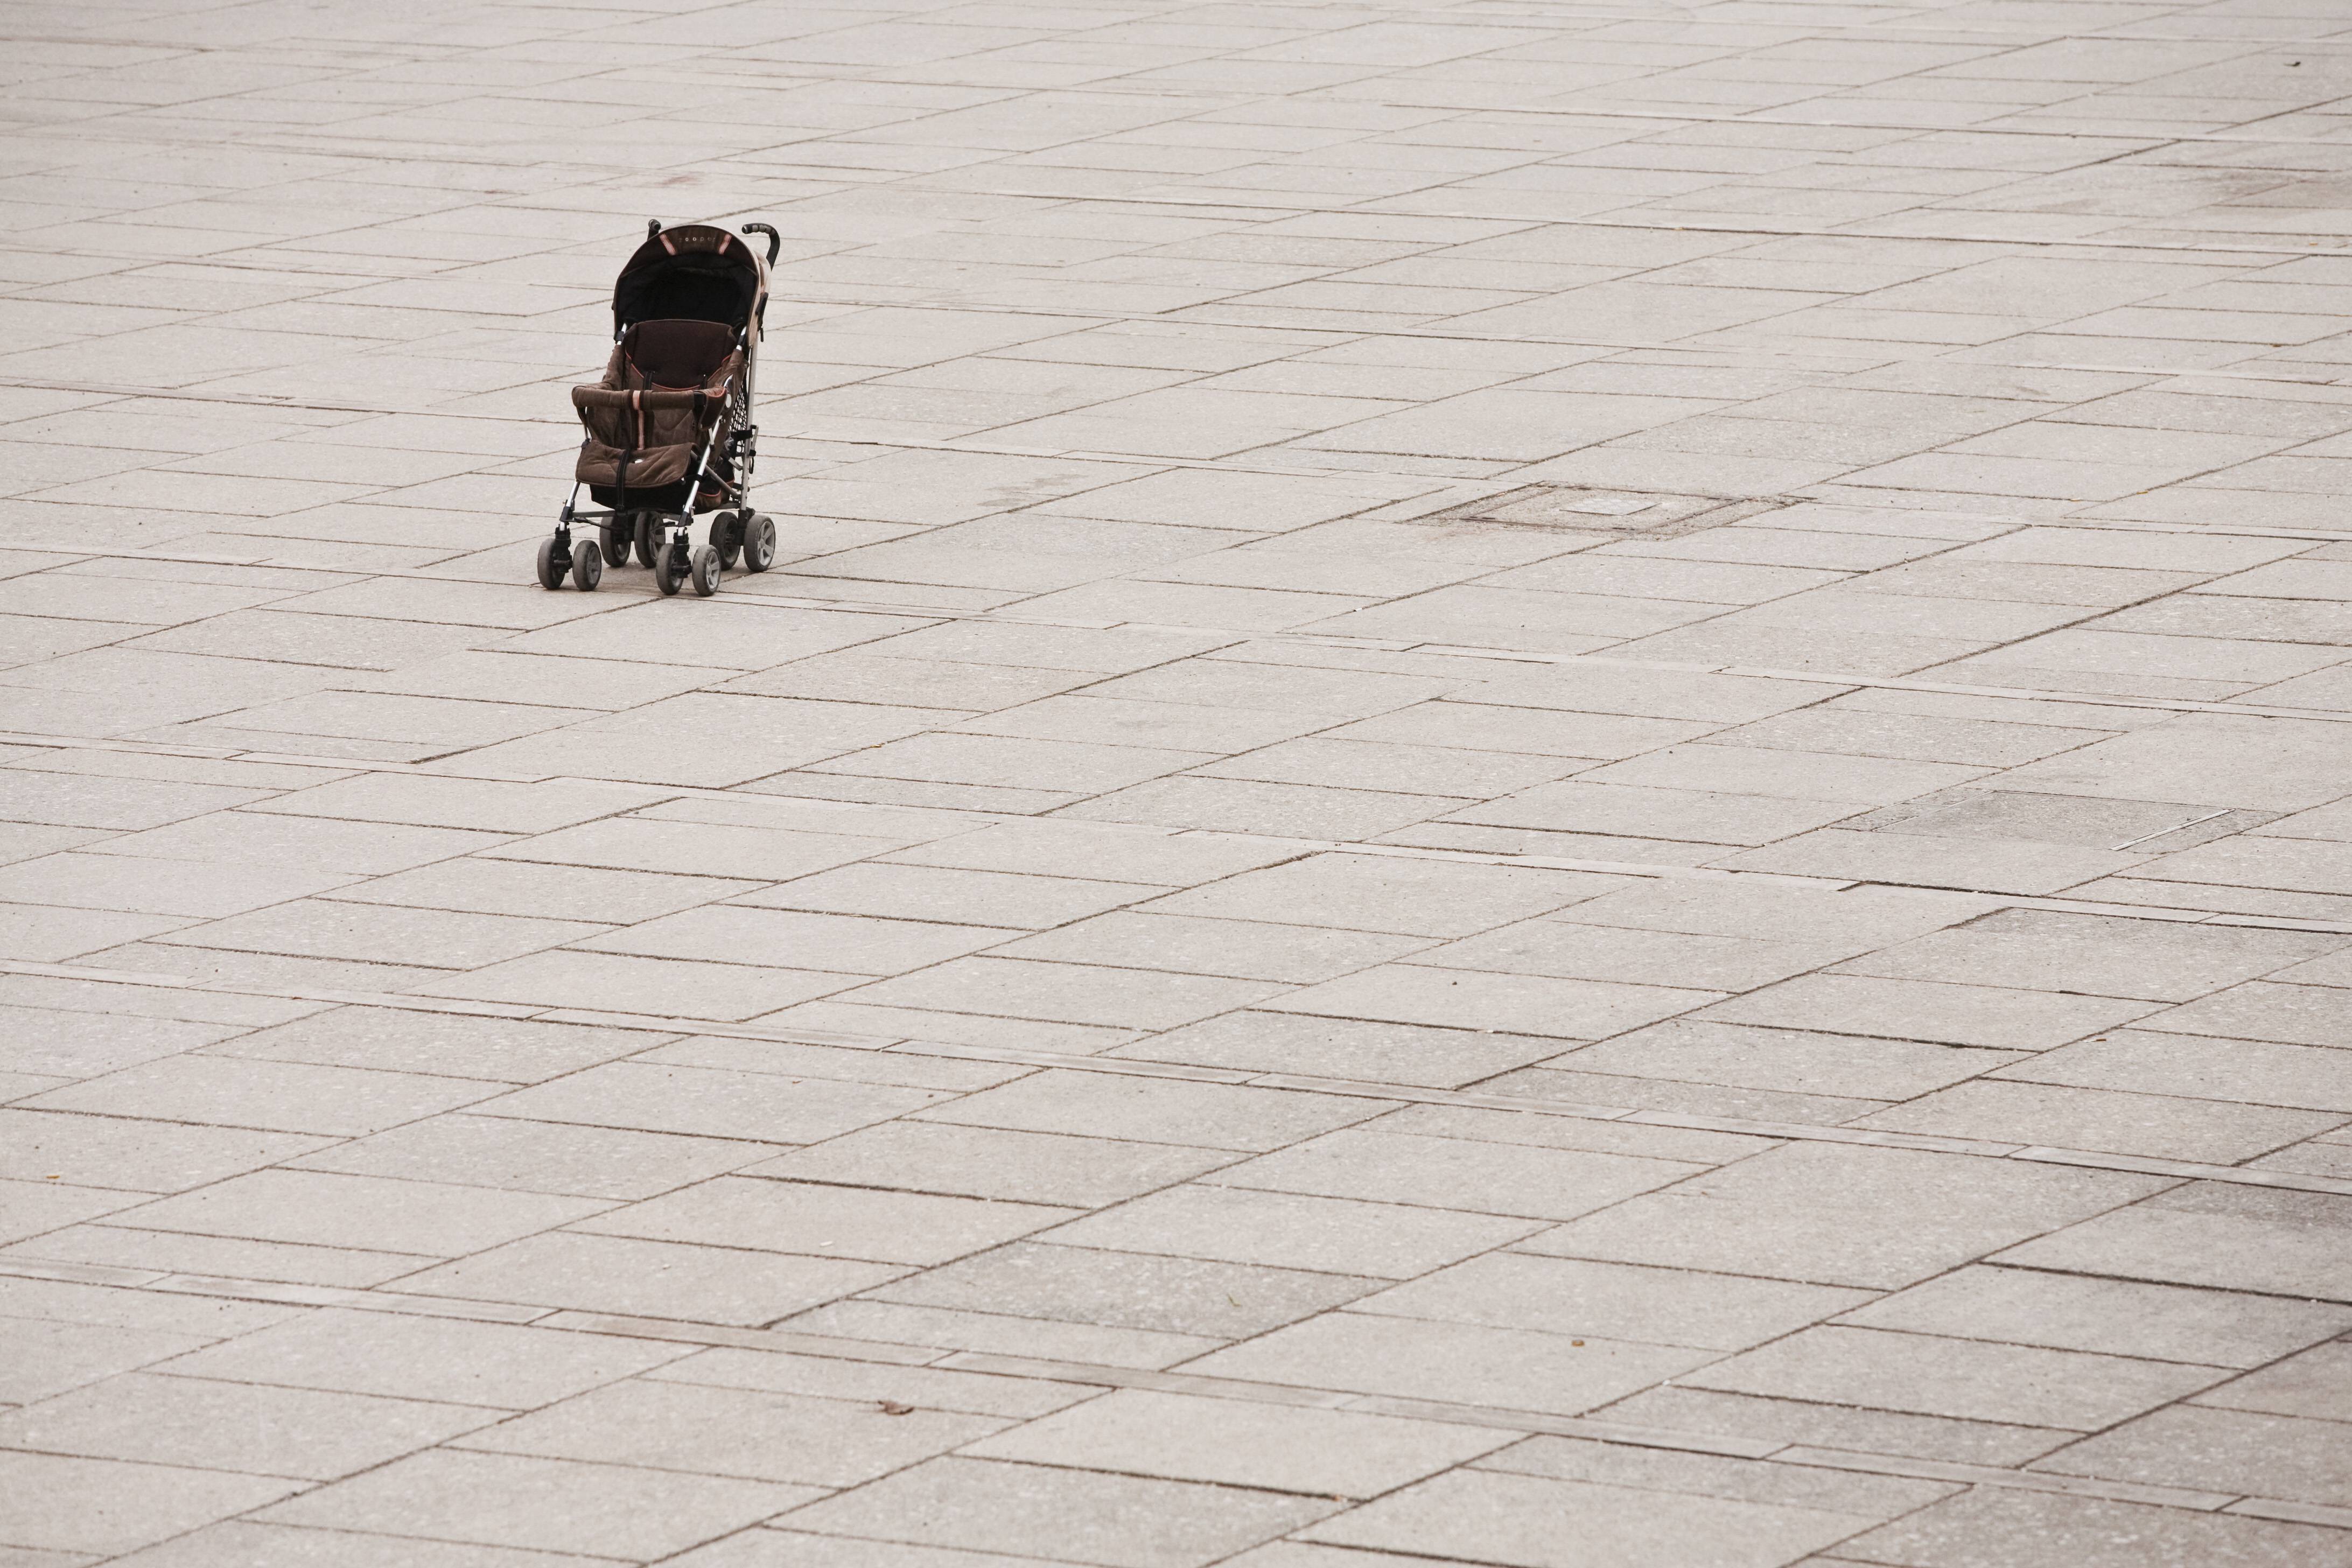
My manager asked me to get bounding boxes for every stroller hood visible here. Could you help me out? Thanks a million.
[612,224,766,342]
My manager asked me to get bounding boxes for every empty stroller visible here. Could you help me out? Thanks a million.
[536,219,783,598]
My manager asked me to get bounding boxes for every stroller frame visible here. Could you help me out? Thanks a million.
[537,219,783,599]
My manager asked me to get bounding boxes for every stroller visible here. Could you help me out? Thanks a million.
[536,219,783,598]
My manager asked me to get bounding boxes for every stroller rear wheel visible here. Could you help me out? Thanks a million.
[711,511,742,570]
[633,512,662,569]
[740,513,776,573]
[600,519,631,567]
[535,535,567,590]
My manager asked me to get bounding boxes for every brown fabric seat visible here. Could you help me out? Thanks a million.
[622,318,736,388]
[573,318,743,504]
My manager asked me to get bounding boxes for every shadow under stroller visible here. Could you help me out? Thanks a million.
[536,220,783,598]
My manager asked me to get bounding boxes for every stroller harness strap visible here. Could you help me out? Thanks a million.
[572,386,724,414]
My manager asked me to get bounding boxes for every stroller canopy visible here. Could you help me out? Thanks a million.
[612,224,765,338]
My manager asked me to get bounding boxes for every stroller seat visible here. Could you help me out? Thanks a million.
[620,317,735,387]
[572,318,743,509]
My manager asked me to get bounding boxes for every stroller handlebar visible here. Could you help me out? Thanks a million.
[741,222,782,265]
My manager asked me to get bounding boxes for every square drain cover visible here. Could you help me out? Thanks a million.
[1420,485,1788,536]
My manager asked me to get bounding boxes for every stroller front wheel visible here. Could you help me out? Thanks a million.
[741,513,776,573]
[654,536,686,596]
[690,544,722,598]
[535,535,568,590]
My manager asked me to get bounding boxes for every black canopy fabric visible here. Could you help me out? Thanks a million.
[611,225,763,336]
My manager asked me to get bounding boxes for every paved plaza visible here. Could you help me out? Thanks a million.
[6,0,2352,1562]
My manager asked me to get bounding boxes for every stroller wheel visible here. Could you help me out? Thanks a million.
[654,540,685,596]
[570,543,602,592]
[740,513,776,573]
[534,535,567,590]
[690,544,722,598]
[712,511,741,570]
[600,519,630,567]
[633,512,661,569]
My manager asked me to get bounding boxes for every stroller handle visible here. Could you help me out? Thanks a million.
[741,222,781,265]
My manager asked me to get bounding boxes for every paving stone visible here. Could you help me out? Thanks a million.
[0,1316,220,1406]
[1265,962,1719,1039]
[486,816,897,884]
[1563,1019,2015,1103]
[1994,1182,2352,1302]
[1140,853,1618,937]
[571,1174,1079,1265]
[867,1240,1382,1339]
[2034,1403,2352,1506]
[1523,1143,2168,1289]
[1302,1466,1883,1568]
[778,1457,1341,1568]
[838,956,1290,1031]
[150,1308,692,1409]
[0,1110,327,1193]
[634,1035,1024,1093]
[205,1007,654,1083]
[98,1521,614,1567]
[1356,1252,1868,1350]
[915,1069,1387,1151]
[1833,1488,2352,1568]
[0,1370,497,1480]
[104,1167,607,1257]
[2138,981,2352,1049]
[738,860,1170,929]
[397,1230,904,1326]
[1834,909,2346,1003]
[469,1061,946,1143]
[1039,1182,1543,1278]
[0,1451,302,1557]
[1598,1385,2074,1469]
[1997,1028,2352,1114]
[333,859,762,923]
[740,1119,1239,1206]
[1834,1265,2352,1368]
[254,1449,815,1561]
[1191,1310,1713,1416]
[673,1535,1083,1568]
[1115,1011,1564,1088]
[2194,1340,2352,1421]
[1698,974,2161,1051]
[964,1388,1515,1497]
[1682,1324,2229,1430]
[452,1374,1007,1487]
[990,911,1432,983]
[1209,1125,1702,1220]
[20,1055,501,1136]
[785,1298,1223,1371]
[1854,1079,2340,1162]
